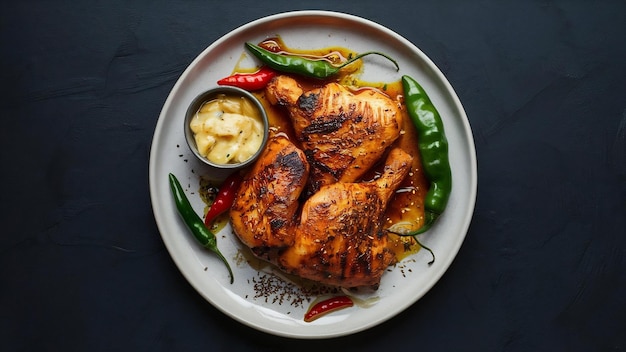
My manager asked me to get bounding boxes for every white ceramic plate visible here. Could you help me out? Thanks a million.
[149,10,477,339]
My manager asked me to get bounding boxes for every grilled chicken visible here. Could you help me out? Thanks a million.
[230,134,413,287]
[230,76,411,288]
[266,75,404,194]
[229,134,309,260]
[279,148,413,287]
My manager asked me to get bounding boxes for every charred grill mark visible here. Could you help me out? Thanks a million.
[339,250,348,281]
[311,160,336,178]
[304,149,346,181]
[270,218,286,231]
[258,184,268,196]
[297,92,319,115]
[279,151,307,178]
[301,115,346,135]
[360,248,374,275]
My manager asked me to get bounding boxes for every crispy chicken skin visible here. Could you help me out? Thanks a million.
[229,134,309,259]
[230,137,412,287]
[230,77,411,288]
[279,148,413,287]
[266,75,404,194]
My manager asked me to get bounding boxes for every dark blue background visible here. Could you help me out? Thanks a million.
[2,1,625,351]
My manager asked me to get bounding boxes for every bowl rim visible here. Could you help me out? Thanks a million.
[184,85,270,170]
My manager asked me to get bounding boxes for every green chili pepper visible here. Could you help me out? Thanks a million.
[391,75,452,237]
[169,173,234,284]
[244,42,399,79]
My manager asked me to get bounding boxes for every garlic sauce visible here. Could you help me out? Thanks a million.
[190,93,265,165]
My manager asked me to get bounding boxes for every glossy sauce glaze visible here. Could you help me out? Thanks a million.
[252,39,429,262]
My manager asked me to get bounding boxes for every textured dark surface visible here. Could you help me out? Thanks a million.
[2,1,625,351]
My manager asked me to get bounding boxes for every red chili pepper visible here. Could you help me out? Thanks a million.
[217,66,276,91]
[204,172,243,227]
[304,296,354,322]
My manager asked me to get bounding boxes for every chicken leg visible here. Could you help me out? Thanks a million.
[278,147,413,287]
[229,134,309,260]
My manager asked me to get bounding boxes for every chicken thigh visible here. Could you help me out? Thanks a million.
[266,75,404,194]
[279,148,413,287]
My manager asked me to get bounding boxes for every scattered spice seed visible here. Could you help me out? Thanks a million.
[249,272,339,308]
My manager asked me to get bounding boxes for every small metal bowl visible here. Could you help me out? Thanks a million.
[184,86,269,176]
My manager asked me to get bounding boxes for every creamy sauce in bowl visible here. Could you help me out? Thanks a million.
[190,94,265,165]
[184,86,269,174]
